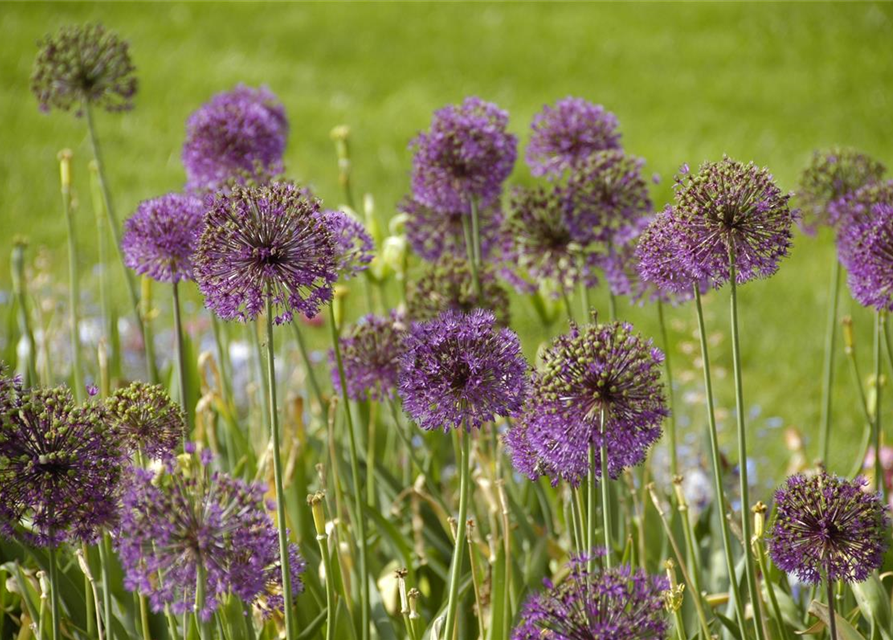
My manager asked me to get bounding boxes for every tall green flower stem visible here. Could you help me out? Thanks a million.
[443,429,472,640]
[693,287,747,632]
[875,312,885,501]
[818,259,842,464]
[753,504,790,640]
[657,301,678,476]
[842,317,875,478]
[291,321,328,423]
[172,281,191,440]
[195,565,211,640]
[671,478,705,613]
[309,492,338,640]
[10,241,38,386]
[328,303,370,640]
[48,542,61,640]
[83,102,157,383]
[461,212,483,300]
[587,444,596,561]
[58,150,84,401]
[728,254,766,640]
[826,577,839,640]
[330,125,357,211]
[598,410,613,568]
[90,162,114,391]
[262,294,297,640]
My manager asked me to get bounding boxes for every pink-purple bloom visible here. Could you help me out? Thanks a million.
[410,97,517,215]
[122,193,205,283]
[831,180,893,258]
[322,209,374,280]
[838,202,893,312]
[183,85,288,193]
[398,309,527,432]
[401,196,505,263]
[331,311,408,402]
[635,207,704,303]
[105,382,184,460]
[526,97,622,177]
[194,182,337,324]
[768,472,888,584]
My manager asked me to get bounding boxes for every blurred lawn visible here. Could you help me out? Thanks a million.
[2,2,893,491]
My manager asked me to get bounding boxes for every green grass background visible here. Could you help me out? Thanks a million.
[2,2,893,492]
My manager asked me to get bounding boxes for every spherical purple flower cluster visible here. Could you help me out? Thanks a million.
[410,97,517,214]
[768,472,889,584]
[183,85,288,193]
[122,193,205,283]
[398,309,528,432]
[406,255,512,327]
[838,202,893,312]
[117,447,305,620]
[596,217,653,300]
[331,311,408,402]
[669,158,796,287]
[322,209,374,280]
[512,552,669,640]
[194,182,337,324]
[634,208,704,303]
[526,97,622,177]
[31,23,137,114]
[105,382,184,459]
[831,180,893,258]
[798,147,886,233]
[0,384,122,546]
[401,196,505,263]
[507,320,667,485]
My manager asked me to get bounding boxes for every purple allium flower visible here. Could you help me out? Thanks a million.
[830,180,893,256]
[406,255,512,327]
[31,23,137,114]
[838,203,893,312]
[398,309,527,432]
[598,217,653,299]
[512,552,669,640]
[105,382,184,459]
[768,472,889,584]
[563,150,653,244]
[671,157,796,287]
[401,196,505,263]
[798,148,886,233]
[117,449,305,620]
[510,320,668,484]
[526,97,622,177]
[194,182,337,324]
[330,311,408,402]
[122,193,205,283]
[635,207,704,303]
[0,385,122,546]
[183,85,288,193]
[410,96,517,214]
[322,209,374,280]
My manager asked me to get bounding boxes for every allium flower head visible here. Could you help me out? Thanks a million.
[410,96,517,214]
[398,309,527,432]
[798,148,886,232]
[401,196,505,263]
[194,182,337,324]
[512,552,669,640]
[768,472,889,584]
[322,209,374,280]
[117,447,305,620]
[599,217,653,299]
[564,150,652,244]
[838,203,893,312]
[331,311,408,401]
[635,207,704,303]
[122,193,205,283]
[526,97,622,177]
[31,23,137,114]
[406,255,511,327]
[105,382,184,459]
[511,320,667,484]
[183,85,288,193]
[671,157,796,287]
[0,386,122,546]
[830,180,893,257]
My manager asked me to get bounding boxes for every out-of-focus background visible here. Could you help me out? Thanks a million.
[2,2,892,490]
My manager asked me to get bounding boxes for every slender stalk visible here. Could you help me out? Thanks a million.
[59,150,84,400]
[587,442,596,555]
[263,295,296,640]
[657,301,678,476]
[328,304,370,640]
[599,409,612,568]
[138,591,151,640]
[826,579,838,640]
[756,543,789,640]
[842,317,875,477]
[608,293,617,322]
[467,529,485,640]
[83,102,157,383]
[443,430,471,640]
[818,259,841,464]
[694,287,747,631]
[195,565,211,640]
[461,212,483,299]
[578,255,592,320]
[569,487,585,553]
[728,255,766,640]
[470,196,483,275]
[98,535,115,640]
[173,281,191,440]
[310,494,338,640]
[10,242,38,386]
[875,312,885,501]
[291,319,328,421]
[48,544,61,640]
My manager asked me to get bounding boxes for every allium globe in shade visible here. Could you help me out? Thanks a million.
[401,196,506,263]
[507,320,668,485]
[121,193,205,283]
[830,179,893,258]
[768,472,889,584]
[105,381,184,460]
[194,182,337,325]
[31,22,137,114]
[670,157,797,287]
[512,551,669,640]
[526,97,622,177]
[116,446,305,620]
[410,96,517,215]
[797,147,886,233]
[398,309,528,432]
[330,311,408,402]
[0,383,122,546]
[838,203,893,312]
[635,207,705,303]
[322,208,375,280]
[183,85,288,193]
